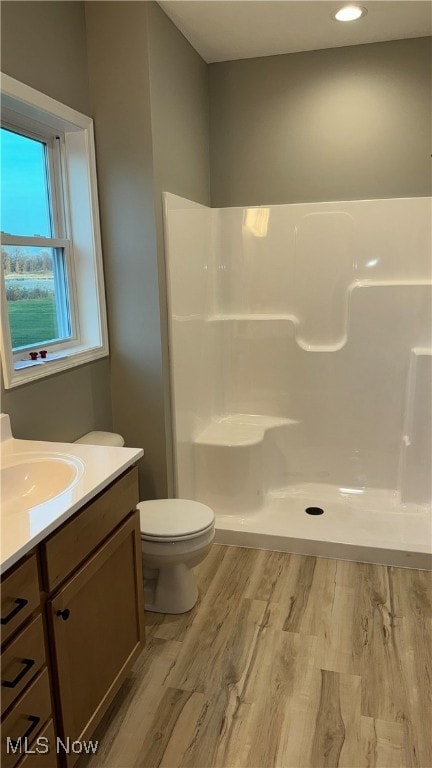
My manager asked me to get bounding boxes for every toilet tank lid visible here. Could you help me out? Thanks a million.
[75,430,125,447]
[137,499,214,538]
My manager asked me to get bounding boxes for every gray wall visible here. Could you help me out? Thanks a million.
[1,1,91,115]
[209,37,432,206]
[85,1,162,498]
[1,1,112,442]
[147,3,210,208]
[147,2,211,494]
[85,2,210,497]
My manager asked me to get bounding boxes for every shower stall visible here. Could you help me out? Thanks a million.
[163,193,431,568]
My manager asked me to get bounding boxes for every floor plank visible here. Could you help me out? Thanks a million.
[82,546,431,768]
[361,717,406,768]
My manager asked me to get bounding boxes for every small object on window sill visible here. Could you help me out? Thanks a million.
[15,349,72,371]
[29,352,39,360]
[39,350,48,359]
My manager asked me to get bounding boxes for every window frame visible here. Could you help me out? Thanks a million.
[0,74,109,389]
[1,123,78,352]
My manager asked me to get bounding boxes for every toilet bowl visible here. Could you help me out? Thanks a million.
[75,431,215,614]
[139,498,215,613]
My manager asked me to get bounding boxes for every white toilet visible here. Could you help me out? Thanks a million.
[75,431,215,614]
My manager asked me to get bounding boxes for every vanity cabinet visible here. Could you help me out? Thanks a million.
[1,466,145,768]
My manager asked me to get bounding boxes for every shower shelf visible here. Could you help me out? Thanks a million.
[207,314,299,322]
[206,281,432,352]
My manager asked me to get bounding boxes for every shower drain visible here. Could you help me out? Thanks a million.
[305,507,324,515]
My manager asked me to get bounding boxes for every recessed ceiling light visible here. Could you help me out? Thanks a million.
[332,5,367,22]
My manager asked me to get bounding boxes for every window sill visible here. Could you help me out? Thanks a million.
[7,344,109,388]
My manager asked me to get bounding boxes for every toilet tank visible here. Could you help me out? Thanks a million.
[75,431,125,447]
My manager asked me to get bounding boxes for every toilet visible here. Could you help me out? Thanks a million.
[75,431,215,614]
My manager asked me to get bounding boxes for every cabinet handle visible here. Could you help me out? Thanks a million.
[1,598,28,625]
[9,715,41,749]
[2,658,35,688]
[56,608,70,621]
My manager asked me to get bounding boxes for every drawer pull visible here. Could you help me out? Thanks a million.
[2,658,35,689]
[1,598,28,625]
[10,715,41,749]
[56,608,70,621]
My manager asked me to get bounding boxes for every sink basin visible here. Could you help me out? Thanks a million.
[1,453,83,514]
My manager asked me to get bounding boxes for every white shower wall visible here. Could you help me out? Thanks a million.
[163,193,432,567]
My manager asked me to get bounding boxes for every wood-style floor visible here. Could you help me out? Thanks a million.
[84,545,432,768]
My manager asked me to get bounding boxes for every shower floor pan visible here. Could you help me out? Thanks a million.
[213,483,432,569]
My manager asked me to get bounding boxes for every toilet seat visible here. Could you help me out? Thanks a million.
[138,499,215,543]
[141,523,214,543]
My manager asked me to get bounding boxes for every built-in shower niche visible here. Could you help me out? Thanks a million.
[163,193,432,568]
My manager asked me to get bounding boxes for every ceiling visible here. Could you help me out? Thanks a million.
[158,1,432,63]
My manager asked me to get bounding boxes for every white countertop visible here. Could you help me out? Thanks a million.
[0,417,143,574]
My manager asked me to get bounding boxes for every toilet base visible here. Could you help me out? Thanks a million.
[144,563,199,614]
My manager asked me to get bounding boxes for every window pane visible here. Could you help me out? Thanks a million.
[2,245,70,350]
[0,128,52,237]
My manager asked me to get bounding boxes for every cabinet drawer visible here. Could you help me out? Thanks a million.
[16,720,57,768]
[1,615,46,716]
[1,556,40,646]
[1,668,52,768]
[42,467,139,592]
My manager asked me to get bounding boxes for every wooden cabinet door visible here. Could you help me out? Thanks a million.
[47,512,144,766]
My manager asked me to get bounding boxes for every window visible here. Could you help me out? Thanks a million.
[0,75,109,389]
[1,128,73,351]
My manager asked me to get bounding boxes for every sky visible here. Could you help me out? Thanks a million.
[0,127,52,238]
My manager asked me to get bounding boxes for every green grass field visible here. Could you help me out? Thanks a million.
[8,297,58,349]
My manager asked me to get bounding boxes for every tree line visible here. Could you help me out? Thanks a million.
[2,247,53,275]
